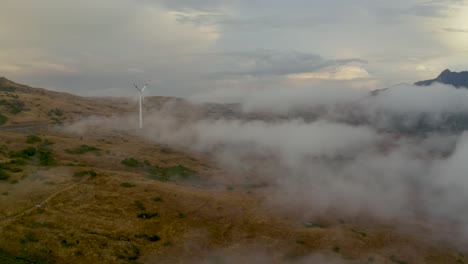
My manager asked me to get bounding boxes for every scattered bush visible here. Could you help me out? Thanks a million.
[20,231,39,244]
[134,201,146,211]
[65,145,99,154]
[120,182,136,188]
[8,147,36,159]
[0,114,7,126]
[137,212,158,219]
[148,235,161,242]
[39,150,56,166]
[26,135,42,144]
[48,108,63,116]
[134,234,161,242]
[88,170,97,177]
[0,84,16,92]
[0,249,48,264]
[7,167,21,173]
[121,158,141,167]
[73,171,88,177]
[152,197,163,202]
[333,246,340,253]
[22,147,37,156]
[61,239,74,248]
[0,99,25,114]
[390,256,407,264]
[9,159,26,165]
[63,161,87,167]
[51,117,62,125]
[0,161,23,173]
[0,169,10,180]
[147,165,196,182]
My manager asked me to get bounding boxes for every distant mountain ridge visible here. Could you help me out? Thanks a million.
[415,69,468,88]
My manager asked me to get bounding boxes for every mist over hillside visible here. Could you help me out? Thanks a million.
[3,74,468,263]
[65,75,468,244]
[3,0,468,262]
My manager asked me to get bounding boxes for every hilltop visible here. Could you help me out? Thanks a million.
[415,69,468,88]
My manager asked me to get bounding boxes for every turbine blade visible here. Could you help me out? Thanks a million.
[143,80,151,92]
[133,84,141,92]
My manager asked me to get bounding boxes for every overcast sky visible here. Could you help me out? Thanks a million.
[1,0,467,97]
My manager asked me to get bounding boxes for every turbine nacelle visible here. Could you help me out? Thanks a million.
[133,81,150,93]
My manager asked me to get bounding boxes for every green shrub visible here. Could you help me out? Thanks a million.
[22,147,37,156]
[61,239,74,247]
[48,108,63,116]
[333,246,340,253]
[39,150,56,166]
[134,234,161,242]
[7,167,21,173]
[20,231,39,243]
[65,145,99,154]
[147,165,196,182]
[0,84,16,92]
[121,158,141,167]
[73,170,97,178]
[152,197,163,202]
[0,249,48,264]
[148,235,161,242]
[134,201,146,211]
[0,169,9,180]
[0,114,7,126]
[26,135,42,144]
[120,182,136,188]
[73,171,88,177]
[9,159,26,165]
[0,99,25,114]
[137,212,158,219]
[0,162,23,172]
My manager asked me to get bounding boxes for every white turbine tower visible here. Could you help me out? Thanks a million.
[133,81,149,129]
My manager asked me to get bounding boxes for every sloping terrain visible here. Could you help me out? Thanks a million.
[0,78,467,263]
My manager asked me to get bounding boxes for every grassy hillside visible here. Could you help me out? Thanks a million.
[0,78,466,263]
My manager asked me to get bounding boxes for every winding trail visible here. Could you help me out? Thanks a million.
[0,121,52,134]
[0,176,90,226]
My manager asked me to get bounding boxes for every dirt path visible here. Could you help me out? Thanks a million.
[0,176,90,226]
[0,121,52,134]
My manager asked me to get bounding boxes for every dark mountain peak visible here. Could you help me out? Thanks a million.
[415,69,468,88]
[438,69,451,77]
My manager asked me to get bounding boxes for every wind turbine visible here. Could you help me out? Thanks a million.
[133,81,149,129]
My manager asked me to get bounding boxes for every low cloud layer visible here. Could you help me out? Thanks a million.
[67,82,468,247]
